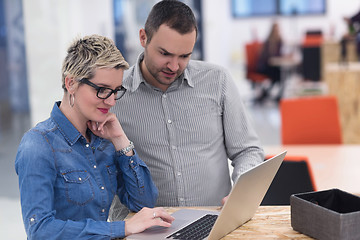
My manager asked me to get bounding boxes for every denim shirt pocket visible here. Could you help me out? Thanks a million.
[61,170,94,205]
[106,164,118,194]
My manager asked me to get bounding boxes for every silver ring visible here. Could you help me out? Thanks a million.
[153,212,156,218]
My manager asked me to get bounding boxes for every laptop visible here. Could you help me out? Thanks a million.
[128,151,286,240]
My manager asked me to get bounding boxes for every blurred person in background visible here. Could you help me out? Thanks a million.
[342,10,360,61]
[256,22,284,102]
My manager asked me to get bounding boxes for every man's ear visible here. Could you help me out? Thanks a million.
[65,76,77,94]
[139,28,147,47]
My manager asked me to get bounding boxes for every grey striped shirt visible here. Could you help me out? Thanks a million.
[113,53,264,207]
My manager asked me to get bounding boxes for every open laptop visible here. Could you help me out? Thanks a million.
[128,151,286,240]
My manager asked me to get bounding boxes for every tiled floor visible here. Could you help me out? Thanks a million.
[0,90,280,239]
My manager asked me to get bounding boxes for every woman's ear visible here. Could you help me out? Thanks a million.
[65,76,77,94]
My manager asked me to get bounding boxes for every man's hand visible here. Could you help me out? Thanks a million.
[221,195,229,205]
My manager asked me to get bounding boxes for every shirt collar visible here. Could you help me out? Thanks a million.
[183,65,194,88]
[50,101,83,146]
[123,52,194,92]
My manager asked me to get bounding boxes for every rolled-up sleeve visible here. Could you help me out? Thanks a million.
[221,70,265,182]
[116,150,158,212]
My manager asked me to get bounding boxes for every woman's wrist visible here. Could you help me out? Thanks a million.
[113,137,134,156]
[112,136,129,150]
[118,141,134,156]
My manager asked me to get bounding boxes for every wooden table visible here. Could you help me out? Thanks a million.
[265,144,360,195]
[125,206,312,239]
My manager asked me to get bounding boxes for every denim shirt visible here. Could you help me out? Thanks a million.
[15,102,158,239]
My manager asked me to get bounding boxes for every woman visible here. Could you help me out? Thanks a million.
[256,22,283,102]
[15,34,174,239]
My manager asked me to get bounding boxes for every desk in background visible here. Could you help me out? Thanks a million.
[125,206,312,239]
[265,145,360,196]
[269,56,300,99]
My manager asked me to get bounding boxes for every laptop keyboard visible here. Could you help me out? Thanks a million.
[166,214,218,239]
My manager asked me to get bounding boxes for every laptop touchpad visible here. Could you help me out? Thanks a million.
[141,219,188,234]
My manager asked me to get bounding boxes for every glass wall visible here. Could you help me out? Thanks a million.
[0,0,30,149]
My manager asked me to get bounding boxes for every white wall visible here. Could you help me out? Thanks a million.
[23,0,114,126]
[24,0,360,125]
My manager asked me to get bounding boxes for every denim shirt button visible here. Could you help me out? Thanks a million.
[30,217,35,222]
[85,144,89,147]
[100,186,105,190]
[78,177,82,181]
[101,209,105,213]
[93,165,97,169]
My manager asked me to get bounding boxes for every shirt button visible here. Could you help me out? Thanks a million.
[30,218,35,222]
[176,172,181,176]
[167,119,172,124]
[101,186,105,190]
[93,165,97,169]
[171,145,177,150]
[85,144,89,147]
[179,198,184,201]
[78,177,82,181]
[163,94,167,98]
[102,209,105,213]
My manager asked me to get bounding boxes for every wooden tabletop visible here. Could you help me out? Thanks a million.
[125,206,312,239]
[326,62,360,72]
[226,206,311,239]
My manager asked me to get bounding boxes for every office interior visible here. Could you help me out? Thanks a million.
[1,0,360,238]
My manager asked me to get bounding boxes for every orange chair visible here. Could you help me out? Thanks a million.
[280,96,342,144]
[262,155,316,205]
[245,41,268,88]
[302,35,323,47]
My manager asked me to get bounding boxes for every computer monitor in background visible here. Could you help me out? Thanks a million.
[279,0,326,16]
[231,0,326,18]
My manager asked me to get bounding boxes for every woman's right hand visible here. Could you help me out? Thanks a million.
[124,207,175,236]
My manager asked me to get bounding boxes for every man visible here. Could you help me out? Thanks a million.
[344,10,360,59]
[113,0,264,207]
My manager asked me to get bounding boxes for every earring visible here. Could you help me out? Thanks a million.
[69,94,75,107]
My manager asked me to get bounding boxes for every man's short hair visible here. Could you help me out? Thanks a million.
[144,0,198,43]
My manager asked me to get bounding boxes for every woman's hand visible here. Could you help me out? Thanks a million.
[125,207,175,236]
[87,113,131,152]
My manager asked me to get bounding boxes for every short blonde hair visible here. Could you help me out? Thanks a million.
[61,34,129,91]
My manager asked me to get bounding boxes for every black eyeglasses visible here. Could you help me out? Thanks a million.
[79,78,126,100]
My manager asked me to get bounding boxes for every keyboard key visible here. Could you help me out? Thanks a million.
[166,214,218,239]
